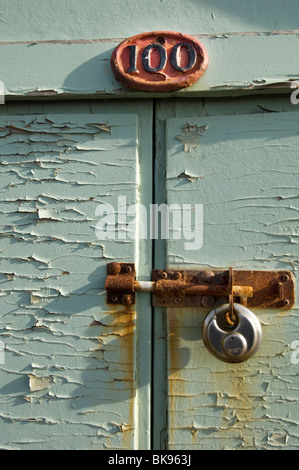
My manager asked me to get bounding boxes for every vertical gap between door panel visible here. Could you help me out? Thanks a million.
[150,98,156,451]
[151,98,168,450]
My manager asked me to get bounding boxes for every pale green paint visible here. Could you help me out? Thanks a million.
[1,33,299,99]
[1,0,299,98]
[0,100,153,450]
[0,0,298,451]
[0,0,298,42]
[158,99,299,449]
[2,94,298,450]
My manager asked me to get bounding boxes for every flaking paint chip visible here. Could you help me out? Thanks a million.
[30,293,41,304]
[28,374,52,392]
[87,123,111,133]
[177,171,199,183]
[176,123,208,153]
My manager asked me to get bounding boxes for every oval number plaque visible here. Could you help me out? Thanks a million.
[111,31,209,92]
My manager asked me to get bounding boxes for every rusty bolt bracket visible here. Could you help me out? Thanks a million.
[105,263,295,310]
[105,262,136,306]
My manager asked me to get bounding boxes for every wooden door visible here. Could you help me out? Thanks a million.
[0,100,153,450]
[153,95,299,450]
[1,95,298,451]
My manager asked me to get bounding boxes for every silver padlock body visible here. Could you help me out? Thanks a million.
[202,303,262,363]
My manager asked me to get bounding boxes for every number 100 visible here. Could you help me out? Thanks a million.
[127,42,197,74]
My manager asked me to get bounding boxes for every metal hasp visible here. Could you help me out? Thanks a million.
[105,263,295,310]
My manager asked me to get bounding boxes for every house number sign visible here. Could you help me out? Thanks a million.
[110,31,209,92]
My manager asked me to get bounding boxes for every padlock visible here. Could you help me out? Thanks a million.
[202,303,262,363]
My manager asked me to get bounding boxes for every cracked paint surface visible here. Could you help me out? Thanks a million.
[0,112,139,449]
[165,110,299,449]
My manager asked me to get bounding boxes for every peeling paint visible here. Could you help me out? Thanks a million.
[176,171,199,183]
[165,108,299,450]
[1,27,299,99]
[28,374,52,392]
[0,111,140,449]
[176,123,208,154]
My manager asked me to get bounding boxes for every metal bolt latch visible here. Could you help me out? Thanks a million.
[105,263,295,310]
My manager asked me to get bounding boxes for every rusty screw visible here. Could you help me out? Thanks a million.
[174,297,182,304]
[283,299,290,307]
[111,295,118,303]
[161,271,168,279]
[173,272,182,280]
[280,274,290,283]
[125,265,133,273]
[121,294,134,306]
[108,262,121,275]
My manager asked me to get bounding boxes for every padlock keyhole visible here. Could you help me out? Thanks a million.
[222,332,247,358]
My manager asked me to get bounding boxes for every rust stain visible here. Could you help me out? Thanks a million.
[99,266,138,447]
[96,301,136,447]
[214,365,255,449]
[0,113,140,449]
[167,305,263,449]
[167,307,200,445]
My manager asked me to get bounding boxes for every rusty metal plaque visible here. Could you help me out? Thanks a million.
[110,31,209,92]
